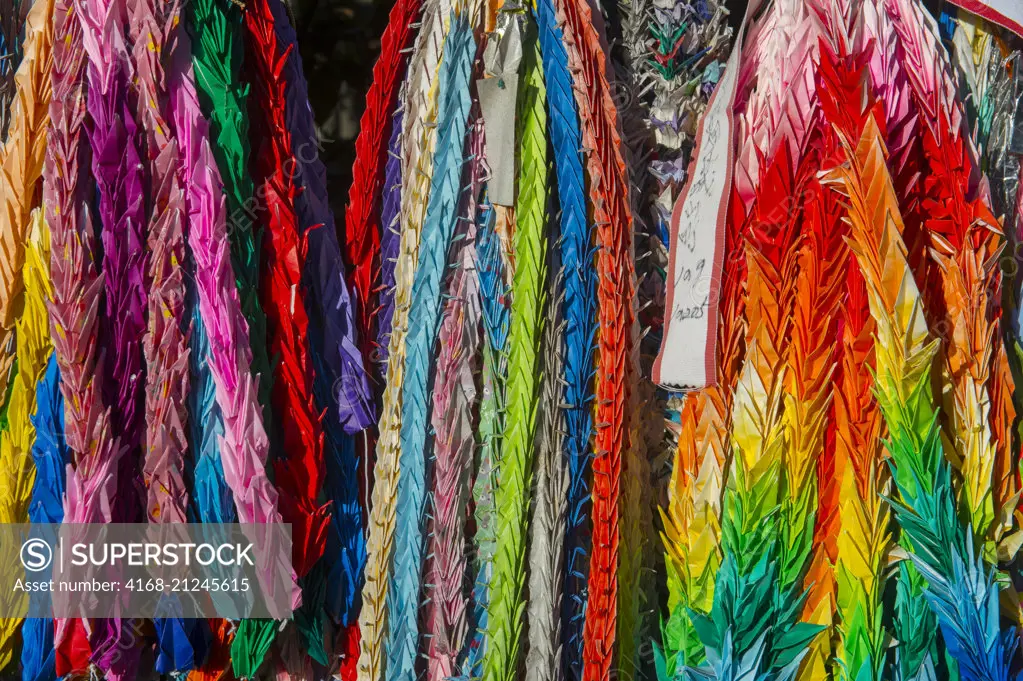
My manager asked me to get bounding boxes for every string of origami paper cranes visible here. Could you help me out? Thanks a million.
[2,0,1023,678]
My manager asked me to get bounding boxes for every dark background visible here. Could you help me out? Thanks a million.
[290,0,387,221]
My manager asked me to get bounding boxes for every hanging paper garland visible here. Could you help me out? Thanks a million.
[0,0,1020,678]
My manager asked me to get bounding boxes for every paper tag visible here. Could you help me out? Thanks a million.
[652,0,762,390]
[478,75,519,205]
[949,0,1023,38]
[477,5,524,207]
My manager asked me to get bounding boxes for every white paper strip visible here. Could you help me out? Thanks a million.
[652,0,764,390]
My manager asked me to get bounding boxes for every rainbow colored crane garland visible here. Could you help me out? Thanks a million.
[0,0,1022,678]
